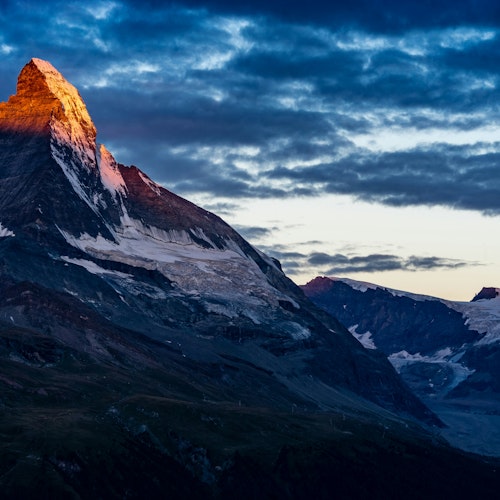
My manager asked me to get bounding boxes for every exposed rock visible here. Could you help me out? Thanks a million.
[472,287,500,302]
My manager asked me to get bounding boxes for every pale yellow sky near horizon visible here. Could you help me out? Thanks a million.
[212,194,499,302]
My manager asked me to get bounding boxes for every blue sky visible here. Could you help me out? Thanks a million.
[1,0,499,299]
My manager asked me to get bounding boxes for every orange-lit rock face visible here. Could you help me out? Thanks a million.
[0,58,97,163]
[1,59,62,135]
[0,59,113,238]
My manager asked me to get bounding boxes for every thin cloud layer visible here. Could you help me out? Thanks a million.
[260,247,478,279]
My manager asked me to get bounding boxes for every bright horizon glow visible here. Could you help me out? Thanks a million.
[351,124,500,153]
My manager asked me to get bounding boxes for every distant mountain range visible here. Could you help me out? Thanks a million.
[302,277,500,456]
[0,59,499,497]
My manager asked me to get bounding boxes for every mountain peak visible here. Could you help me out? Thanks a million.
[471,287,500,302]
[29,57,62,76]
[0,59,115,239]
[1,58,96,144]
[17,58,66,96]
[19,58,93,121]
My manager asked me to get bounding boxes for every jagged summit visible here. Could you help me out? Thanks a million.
[0,59,280,268]
[1,58,95,143]
[18,58,98,177]
[17,58,95,135]
[0,59,119,240]
[472,287,500,302]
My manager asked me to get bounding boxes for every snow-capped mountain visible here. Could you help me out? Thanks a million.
[302,276,500,455]
[4,58,500,496]
[0,59,317,343]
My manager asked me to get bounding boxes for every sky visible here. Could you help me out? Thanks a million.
[1,0,499,301]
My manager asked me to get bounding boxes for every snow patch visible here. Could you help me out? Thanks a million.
[59,225,245,265]
[388,349,474,390]
[61,257,131,279]
[451,297,500,345]
[61,256,166,299]
[283,322,311,340]
[348,324,376,349]
[97,144,127,199]
[0,222,14,238]
[59,219,297,325]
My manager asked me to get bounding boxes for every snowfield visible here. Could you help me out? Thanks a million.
[59,214,301,332]
[450,296,500,345]
[348,325,376,350]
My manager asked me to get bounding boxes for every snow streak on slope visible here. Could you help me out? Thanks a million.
[59,217,303,330]
[97,144,127,199]
[138,170,162,196]
[43,61,103,215]
[61,256,167,299]
[25,58,116,222]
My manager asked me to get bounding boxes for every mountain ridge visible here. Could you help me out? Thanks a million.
[302,275,500,456]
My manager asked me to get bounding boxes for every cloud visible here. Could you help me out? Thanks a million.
[262,247,478,279]
[169,1,500,33]
[264,143,500,214]
[322,254,473,274]
[232,225,274,240]
[195,201,241,216]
